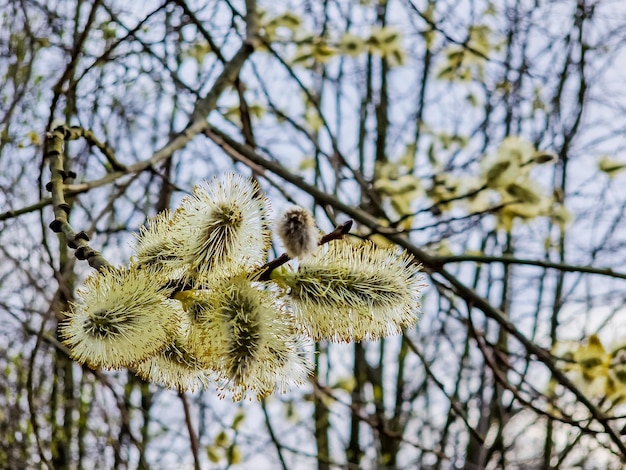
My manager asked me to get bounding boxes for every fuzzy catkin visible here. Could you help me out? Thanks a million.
[60,266,181,369]
[284,240,424,342]
[276,205,319,258]
[176,174,271,281]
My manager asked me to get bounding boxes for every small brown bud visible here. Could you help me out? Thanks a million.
[75,246,93,260]
[276,206,319,258]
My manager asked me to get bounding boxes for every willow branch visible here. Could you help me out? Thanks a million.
[1,198,53,222]
[46,127,111,270]
[436,254,626,280]
[61,125,127,171]
[43,18,257,268]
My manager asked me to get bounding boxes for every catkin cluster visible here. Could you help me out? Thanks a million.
[61,174,424,400]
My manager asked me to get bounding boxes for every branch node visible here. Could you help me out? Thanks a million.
[257,218,354,281]
[319,219,354,244]
[340,219,353,234]
[49,220,63,233]
[74,231,90,242]
[75,246,93,260]
[57,203,71,214]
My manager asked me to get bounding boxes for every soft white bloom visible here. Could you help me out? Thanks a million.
[133,210,187,279]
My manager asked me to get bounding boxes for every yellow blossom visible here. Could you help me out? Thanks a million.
[133,209,186,278]
[480,136,536,189]
[338,33,366,56]
[598,156,626,177]
[135,329,211,392]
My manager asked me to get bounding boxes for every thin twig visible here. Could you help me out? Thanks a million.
[310,378,446,458]
[62,125,127,171]
[261,399,288,470]
[403,336,486,446]
[179,392,201,470]
[436,254,626,281]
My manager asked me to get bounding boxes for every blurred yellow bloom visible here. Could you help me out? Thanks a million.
[339,33,366,56]
[481,136,535,189]
[427,173,461,213]
[573,334,610,381]
[312,41,337,63]
[552,335,626,402]
[293,38,337,65]
[368,27,402,56]
[367,27,405,66]
[598,156,626,177]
